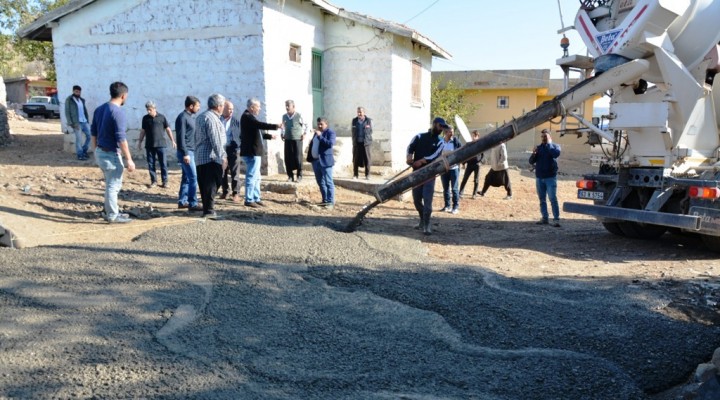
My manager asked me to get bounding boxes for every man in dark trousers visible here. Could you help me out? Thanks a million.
[282,99,306,182]
[406,117,446,235]
[240,98,282,208]
[65,85,91,160]
[351,106,373,180]
[137,101,175,188]
[175,95,202,211]
[194,94,227,219]
[220,100,242,202]
[529,128,562,227]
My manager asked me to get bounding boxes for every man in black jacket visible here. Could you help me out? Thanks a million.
[351,106,373,180]
[240,98,282,208]
[406,117,446,235]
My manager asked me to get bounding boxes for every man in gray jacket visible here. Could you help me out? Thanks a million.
[351,106,373,180]
[65,85,91,160]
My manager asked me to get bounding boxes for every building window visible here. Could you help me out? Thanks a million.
[497,96,509,109]
[411,61,422,103]
[289,44,301,63]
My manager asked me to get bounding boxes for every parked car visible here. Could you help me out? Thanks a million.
[22,96,60,118]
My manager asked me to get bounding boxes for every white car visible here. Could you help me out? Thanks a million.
[22,96,60,118]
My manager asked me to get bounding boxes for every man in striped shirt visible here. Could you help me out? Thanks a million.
[194,94,227,218]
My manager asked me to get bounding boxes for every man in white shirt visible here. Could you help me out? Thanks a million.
[64,85,91,160]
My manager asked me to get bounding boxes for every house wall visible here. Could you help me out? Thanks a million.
[463,88,539,153]
[4,80,28,105]
[51,0,266,156]
[390,37,433,170]
[322,16,395,172]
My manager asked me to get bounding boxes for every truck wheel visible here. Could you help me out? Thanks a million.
[602,222,625,236]
[701,235,720,252]
[618,221,667,239]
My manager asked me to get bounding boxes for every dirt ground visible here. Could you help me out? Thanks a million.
[1,119,719,317]
[1,119,720,397]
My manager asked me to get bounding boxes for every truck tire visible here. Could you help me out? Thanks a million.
[701,234,720,252]
[602,222,625,236]
[617,191,667,239]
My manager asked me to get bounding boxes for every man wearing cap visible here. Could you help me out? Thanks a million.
[529,128,562,227]
[406,117,446,235]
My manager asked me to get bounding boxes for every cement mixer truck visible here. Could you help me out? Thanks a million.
[348,0,720,251]
[560,0,720,249]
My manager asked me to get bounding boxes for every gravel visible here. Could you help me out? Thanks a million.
[0,218,718,399]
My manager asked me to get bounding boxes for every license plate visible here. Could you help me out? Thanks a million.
[578,190,604,200]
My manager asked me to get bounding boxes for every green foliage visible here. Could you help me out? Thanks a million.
[430,79,477,126]
[0,0,70,80]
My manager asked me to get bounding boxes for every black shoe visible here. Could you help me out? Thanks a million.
[202,211,217,219]
[244,202,260,208]
[188,205,203,212]
[219,192,228,199]
[255,201,267,207]
[552,220,561,227]
[178,203,189,209]
[287,177,294,182]
[536,219,549,225]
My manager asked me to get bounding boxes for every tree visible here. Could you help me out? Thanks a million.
[0,0,70,80]
[430,78,477,127]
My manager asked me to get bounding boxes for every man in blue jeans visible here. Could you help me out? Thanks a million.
[239,98,281,208]
[65,85,91,160]
[307,117,336,209]
[91,82,135,223]
[529,128,562,227]
[175,95,202,211]
[406,117,446,235]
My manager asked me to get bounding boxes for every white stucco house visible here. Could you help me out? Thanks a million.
[20,0,450,174]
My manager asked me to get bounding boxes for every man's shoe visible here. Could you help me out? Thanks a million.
[178,203,189,209]
[149,182,157,188]
[188,205,203,212]
[244,202,260,208]
[108,215,132,223]
[219,192,228,199]
[202,211,217,219]
[536,219,549,225]
[159,182,167,188]
[471,194,477,199]
[552,220,561,227]
[296,176,303,183]
[231,194,241,203]
[440,206,451,212]
[504,195,513,200]
[287,177,294,182]
[255,201,267,207]
[451,208,459,215]
[477,191,484,197]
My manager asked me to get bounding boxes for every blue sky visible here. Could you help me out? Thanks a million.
[329,0,588,79]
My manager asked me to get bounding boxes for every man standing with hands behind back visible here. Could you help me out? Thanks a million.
[351,106,373,180]
[91,82,135,223]
[529,128,562,227]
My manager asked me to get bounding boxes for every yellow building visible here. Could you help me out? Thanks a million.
[433,69,597,155]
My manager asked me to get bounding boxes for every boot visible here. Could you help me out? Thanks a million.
[414,212,423,230]
[423,212,432,235]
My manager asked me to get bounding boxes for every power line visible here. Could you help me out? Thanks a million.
[403,0,441,25]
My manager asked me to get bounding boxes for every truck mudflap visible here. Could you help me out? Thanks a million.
[563,202,702,231]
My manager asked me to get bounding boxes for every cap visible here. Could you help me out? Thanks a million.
[432,117,446,126]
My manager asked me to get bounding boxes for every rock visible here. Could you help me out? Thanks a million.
[711,348,720,370]
[694,363,718,383]
[696,374,720,400]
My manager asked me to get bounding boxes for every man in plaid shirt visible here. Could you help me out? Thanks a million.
[194,94,228,218]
